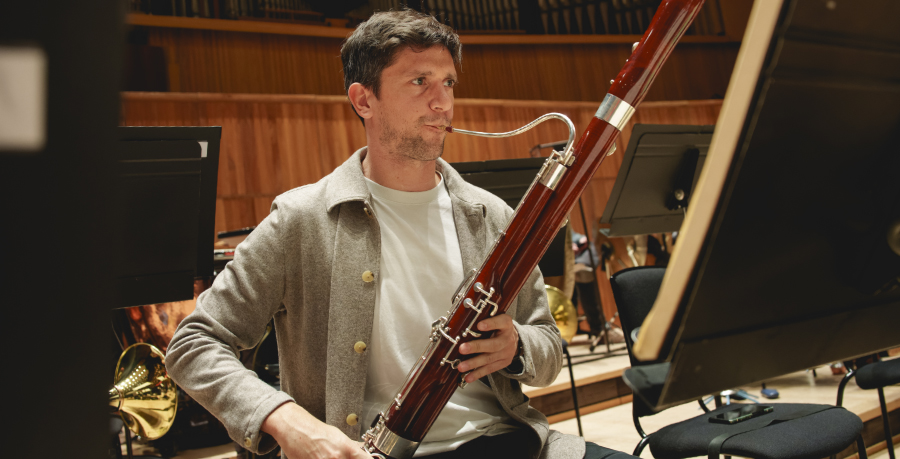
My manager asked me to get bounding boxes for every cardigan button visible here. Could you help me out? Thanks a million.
[363,206,374,219]
[354,341,367,354]
[362,270,375,283]
[244,437,252,448]
[346,413,359,426]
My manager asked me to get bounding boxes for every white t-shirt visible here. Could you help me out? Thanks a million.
[361,173,515,456]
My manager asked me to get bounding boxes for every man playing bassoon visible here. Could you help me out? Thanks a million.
[167,9,635,459]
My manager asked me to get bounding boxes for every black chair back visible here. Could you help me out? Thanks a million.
[609,267,667,364]
[610,266,668,418]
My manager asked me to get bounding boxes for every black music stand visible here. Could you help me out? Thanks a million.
[626,0,900,412]
[112,126,222,308]
[599,124,714,237]
[451,157,567,277]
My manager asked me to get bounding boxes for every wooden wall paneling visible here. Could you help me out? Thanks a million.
[720,0,756,41]
[121,97,200,126]
[126,13,749,44]
[279,101,327,189]
[456,42,739,103]
[247,102,284,196]
[457,44,628,102]
[216,197,262,235]
[146,28,347,95]
[314,101,368,172]
[211,100,252,197]
[138,27,739,102]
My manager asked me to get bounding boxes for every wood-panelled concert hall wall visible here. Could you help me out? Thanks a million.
[138,27,739,102]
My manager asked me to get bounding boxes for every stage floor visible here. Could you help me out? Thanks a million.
[160,339,897,459]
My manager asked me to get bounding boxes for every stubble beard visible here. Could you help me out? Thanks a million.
[379,118,446,162]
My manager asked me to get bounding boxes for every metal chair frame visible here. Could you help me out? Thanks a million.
[836,359,895,459]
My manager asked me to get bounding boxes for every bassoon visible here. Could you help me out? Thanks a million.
[362,1,706,457]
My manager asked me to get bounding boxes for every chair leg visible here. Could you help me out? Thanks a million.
[836,369,856,407]
[878,387,895,459]
[124,427,134,459]
[856,435,868,459]
[633,436,650,456]
[564,342,583,437]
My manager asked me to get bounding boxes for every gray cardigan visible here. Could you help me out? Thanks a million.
[166,148,585,459]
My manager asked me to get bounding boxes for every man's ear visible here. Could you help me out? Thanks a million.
[348,83,374,120]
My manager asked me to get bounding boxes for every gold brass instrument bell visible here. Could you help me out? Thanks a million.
[545,285,578,343]
[109,343,177,440]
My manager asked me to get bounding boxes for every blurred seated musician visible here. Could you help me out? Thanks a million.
[166,9,637,459]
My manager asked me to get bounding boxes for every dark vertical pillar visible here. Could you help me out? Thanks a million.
[1,0,124,457]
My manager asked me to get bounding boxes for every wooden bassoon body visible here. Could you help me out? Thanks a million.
[362,1,706,457]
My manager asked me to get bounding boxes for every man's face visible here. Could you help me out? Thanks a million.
[370,45,457,162]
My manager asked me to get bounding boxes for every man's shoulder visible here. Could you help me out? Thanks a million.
[272,177,330,212]
[272,149,367,215]
[462,181,512,214]
[441,161,514,219]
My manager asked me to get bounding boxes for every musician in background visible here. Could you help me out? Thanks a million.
[167,9,635,459]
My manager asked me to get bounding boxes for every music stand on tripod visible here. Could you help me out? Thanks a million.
[599,123,715,238]
[530,141,618,353]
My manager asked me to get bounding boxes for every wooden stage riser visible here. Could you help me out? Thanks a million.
[529,375,632,419]
[836,403,899,459]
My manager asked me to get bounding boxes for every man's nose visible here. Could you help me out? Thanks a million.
[429,85,453,112]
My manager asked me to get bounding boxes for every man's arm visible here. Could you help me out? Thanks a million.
[166,204,292,453]
[262,403,369,459]
[167,201,367,457]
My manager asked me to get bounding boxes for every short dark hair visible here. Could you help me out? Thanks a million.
[341,9,462,99]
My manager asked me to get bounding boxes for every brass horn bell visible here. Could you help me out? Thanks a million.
[545,285,578,343]
[109,343,178,440]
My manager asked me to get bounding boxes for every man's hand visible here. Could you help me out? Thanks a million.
[261,403,370,459]
[456,314,520,383]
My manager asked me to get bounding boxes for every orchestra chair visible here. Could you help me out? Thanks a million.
[610,267,867,459]
[836,357,899,459]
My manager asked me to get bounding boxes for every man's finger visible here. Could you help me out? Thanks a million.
[476,314,512,332]
[457,352,495,373]
[459,334,512,355]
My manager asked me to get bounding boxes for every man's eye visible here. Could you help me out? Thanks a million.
[445,80,456,87]
[412,78,424,85]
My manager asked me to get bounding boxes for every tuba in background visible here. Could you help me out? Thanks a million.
[109,343,177,441]
[546,285,578,343]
